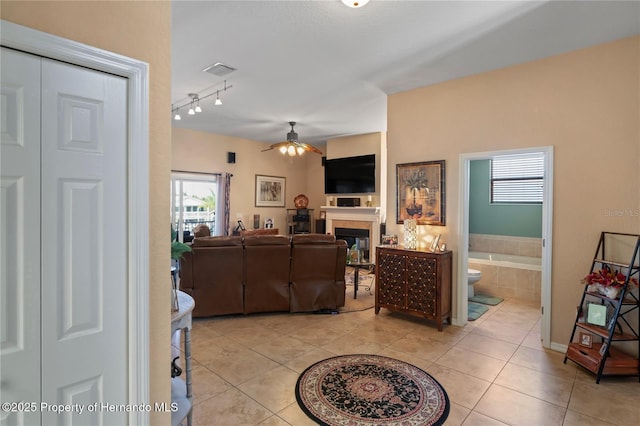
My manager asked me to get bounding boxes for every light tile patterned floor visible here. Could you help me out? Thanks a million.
[174,297,640,425]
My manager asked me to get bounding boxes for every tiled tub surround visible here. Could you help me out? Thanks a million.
[469,252,541,304]
[469,234,542,258]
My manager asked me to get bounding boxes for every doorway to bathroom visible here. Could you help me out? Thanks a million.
[458,147,553,348]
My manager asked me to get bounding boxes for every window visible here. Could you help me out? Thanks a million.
[491,152,544,204]
[171,172,218,239]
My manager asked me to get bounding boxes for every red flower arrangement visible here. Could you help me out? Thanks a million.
[581,266,638,288]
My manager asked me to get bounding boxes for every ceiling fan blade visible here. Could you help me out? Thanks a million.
[297,142,323,155]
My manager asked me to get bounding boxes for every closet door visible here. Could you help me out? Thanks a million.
[0,47,42,426]
[40,58,128,424]
[1,47,129,425]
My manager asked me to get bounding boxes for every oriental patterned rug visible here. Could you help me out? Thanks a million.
[295,354,449,426]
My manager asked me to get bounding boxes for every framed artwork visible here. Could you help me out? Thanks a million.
[255,175,285,207]
[264,217,274,229]
[429,234,441,252]
[578,332,592,348]
[396,160,445,225]
[381,234,398,245]
[319,211,326,219]
[586,303,607,327]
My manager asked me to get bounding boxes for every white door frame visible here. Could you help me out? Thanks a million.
[1,20,150,423]
[457,146,553,348]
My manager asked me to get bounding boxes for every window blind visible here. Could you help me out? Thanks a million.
[491,153,544,204]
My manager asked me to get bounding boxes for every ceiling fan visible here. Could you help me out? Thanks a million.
[262,122,323,156]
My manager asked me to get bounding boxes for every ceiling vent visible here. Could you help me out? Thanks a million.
[202,62,236,77]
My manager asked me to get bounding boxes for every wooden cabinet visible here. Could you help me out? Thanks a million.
[375,246,452,331]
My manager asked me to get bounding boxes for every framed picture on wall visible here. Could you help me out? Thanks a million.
[396,160,445,225]
[255,175,285,207]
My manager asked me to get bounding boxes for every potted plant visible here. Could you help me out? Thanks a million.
[404,170,428,218]
[171,225,191,311]
[581,265,638,299]
[171,225,191,261]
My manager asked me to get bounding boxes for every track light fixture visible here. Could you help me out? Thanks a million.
[171,81,233,120]
[172,104,181,120]
[341,0,370,8]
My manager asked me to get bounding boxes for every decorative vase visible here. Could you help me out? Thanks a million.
[404,219,418,249]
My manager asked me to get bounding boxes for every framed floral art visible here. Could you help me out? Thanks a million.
[396,160,445,225]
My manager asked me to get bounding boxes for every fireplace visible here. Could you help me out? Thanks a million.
[323,206,381,261]
[335,227,370,261]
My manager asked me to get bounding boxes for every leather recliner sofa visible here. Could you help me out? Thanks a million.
[179,234,347,317]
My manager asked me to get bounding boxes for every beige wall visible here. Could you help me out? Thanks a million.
[172,127,322,230]
[1,1,172,422]
[388,36,640,348]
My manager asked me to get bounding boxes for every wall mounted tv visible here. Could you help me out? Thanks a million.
[324,154,376,194]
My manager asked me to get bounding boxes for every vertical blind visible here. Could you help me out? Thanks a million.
[491,152,544,203]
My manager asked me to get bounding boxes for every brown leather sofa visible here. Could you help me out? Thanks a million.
[179,234,347,317]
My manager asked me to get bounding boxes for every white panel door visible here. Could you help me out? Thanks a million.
[1,48,129,425]
[0,47,42,426]
[40,59,128,424]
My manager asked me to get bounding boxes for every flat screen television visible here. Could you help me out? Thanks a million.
[324,154,375,194]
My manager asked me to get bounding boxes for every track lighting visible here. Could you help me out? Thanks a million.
[171,81,233,120]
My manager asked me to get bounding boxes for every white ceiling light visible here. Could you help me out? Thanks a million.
[341,0,370,8]
[171,81,233,120]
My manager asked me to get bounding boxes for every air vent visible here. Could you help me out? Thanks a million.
[202,62,236,77]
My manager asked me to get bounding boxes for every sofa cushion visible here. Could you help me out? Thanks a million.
[244,235,292,314]
[243,235,290,246]
[192,235,242,247]
[291,234,336,245]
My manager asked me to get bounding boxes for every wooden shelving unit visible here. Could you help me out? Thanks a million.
[564,232,640,383]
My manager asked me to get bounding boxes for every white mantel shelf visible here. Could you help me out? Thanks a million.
[321,206,380,214]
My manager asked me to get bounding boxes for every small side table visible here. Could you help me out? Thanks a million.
[348,262,374,299]
[171,291,195,426]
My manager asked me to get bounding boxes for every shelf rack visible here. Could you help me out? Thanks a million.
[564,232,640,383]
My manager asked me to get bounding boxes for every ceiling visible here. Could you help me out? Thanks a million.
[171,1,639,146]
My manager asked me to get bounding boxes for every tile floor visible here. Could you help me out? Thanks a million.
[176,297,640,425]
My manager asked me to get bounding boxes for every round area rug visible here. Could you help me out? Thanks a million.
[295,354,449,426]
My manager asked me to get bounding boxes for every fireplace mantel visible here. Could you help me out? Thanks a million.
[322,206,381,247]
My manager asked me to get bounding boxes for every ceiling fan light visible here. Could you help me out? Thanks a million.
[279,146,287,154]
[287,145,296,156]
[296,146,305,155]
[341,0,369,8]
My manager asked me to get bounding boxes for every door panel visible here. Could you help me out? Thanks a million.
[0,47,42,426]
[40,58,128,425]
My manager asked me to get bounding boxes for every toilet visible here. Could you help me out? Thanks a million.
[468,268,482,298]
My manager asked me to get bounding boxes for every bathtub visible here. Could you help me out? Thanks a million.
[468,251,541,271]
